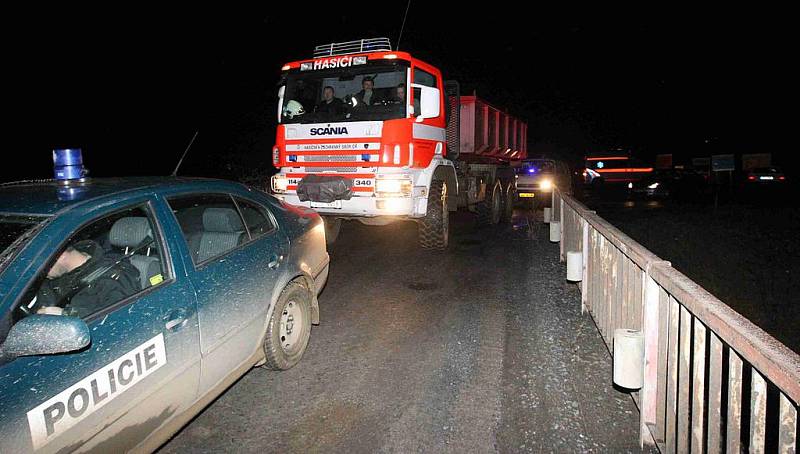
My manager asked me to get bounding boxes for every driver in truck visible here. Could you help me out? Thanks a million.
[314,86,344,116]
[354,76,381,106]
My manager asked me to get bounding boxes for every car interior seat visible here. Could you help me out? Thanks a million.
[109,217,162,289]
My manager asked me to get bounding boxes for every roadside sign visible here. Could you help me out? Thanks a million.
[655,154,673,169]
[711,154,735,172]
[741,153,771,171]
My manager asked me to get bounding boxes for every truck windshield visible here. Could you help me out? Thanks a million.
[280,62,408,124]
[0,214,49,273]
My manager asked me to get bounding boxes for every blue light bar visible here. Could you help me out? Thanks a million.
[53,148,86,181]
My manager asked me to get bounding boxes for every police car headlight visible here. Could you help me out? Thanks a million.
[375,177,412,197]
[272,175,289,193]
[648,182,660,189]
[540,179,552,190]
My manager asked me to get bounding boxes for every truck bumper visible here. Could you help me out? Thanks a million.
[276,192,428,219]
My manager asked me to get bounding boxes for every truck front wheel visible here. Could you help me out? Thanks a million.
[419,180,448,250]
[322,216,341,246]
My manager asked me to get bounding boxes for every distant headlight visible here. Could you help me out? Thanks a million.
[648,182,660,189]
[540,179,552,190]
[628,182,634,189]
[272,175,289,193]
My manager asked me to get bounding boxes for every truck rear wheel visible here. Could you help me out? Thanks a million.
[322,216,341,245]
[501,183,515,223]
[419,180,448,250]
[476,181,502,226]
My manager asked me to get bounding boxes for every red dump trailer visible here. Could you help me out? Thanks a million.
[270,38,527,249]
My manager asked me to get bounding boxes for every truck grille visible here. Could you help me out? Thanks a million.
[303,155,360,162]
[305,167,360,173]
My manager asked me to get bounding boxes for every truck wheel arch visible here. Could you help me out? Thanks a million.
[431,162,458,211]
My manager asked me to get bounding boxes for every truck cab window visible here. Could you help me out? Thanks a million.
[280,62,409,124]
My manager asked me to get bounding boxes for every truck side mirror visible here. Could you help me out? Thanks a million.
[0,315,90,360]
[277,86,286,123]
[414,85,440,121]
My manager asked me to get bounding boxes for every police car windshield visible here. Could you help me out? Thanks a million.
[280,62,408,124]
[519,160,555,174]
[0,214,49,272]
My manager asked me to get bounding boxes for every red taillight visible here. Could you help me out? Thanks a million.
[779,176,786,181]
[272,146,280,166]
[748,175,756,181]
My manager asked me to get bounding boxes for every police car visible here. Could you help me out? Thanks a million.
[0,150,329,453]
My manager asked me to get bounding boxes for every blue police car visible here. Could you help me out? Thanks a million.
[0,151,329,452]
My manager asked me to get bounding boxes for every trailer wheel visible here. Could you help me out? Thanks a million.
[419,180,448,250]
[501,183,515,223]
[322,216,341,246]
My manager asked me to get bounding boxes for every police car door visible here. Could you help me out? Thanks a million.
[166,193,289,393]
[0,199,200,453]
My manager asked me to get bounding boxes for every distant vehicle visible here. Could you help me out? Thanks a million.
[630,168,706,200]
[0,152,328,453]
[743,166,786,185]
[514,158,572,205]
[582,154,653,187]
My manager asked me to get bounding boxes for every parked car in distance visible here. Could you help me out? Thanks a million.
[630,168,707,200]
[0,174,328,453]
[743,166,786,185]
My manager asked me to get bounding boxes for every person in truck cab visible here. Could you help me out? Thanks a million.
[314,86,344,116]
[390,84,406,103]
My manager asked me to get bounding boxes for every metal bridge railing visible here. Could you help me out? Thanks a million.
[551,188,798,453]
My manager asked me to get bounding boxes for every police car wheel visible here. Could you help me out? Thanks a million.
[262,282,312,370]
[323,216,341,245]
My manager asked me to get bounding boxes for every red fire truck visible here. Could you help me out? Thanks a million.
[270,38,527,249]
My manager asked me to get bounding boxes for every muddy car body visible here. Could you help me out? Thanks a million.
[0,177,328,453]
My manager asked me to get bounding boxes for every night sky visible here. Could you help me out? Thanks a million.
[5,5,795,182]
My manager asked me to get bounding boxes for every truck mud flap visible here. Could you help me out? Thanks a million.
[297,175,354,203]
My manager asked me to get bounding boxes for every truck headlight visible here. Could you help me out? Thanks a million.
[540,179,552,190]
[375,177,412,196]
[272,175,289,193]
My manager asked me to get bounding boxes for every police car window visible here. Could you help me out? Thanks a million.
[413,68,437,88]
[234,198,275,240]
[0,214,49,272]
[167,194,248,266]
[17,205,167,321]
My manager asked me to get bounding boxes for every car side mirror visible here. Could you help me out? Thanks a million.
[414,85,440,122]
[0,315,90,359]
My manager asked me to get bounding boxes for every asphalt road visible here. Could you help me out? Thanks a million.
[160,209,650,453]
